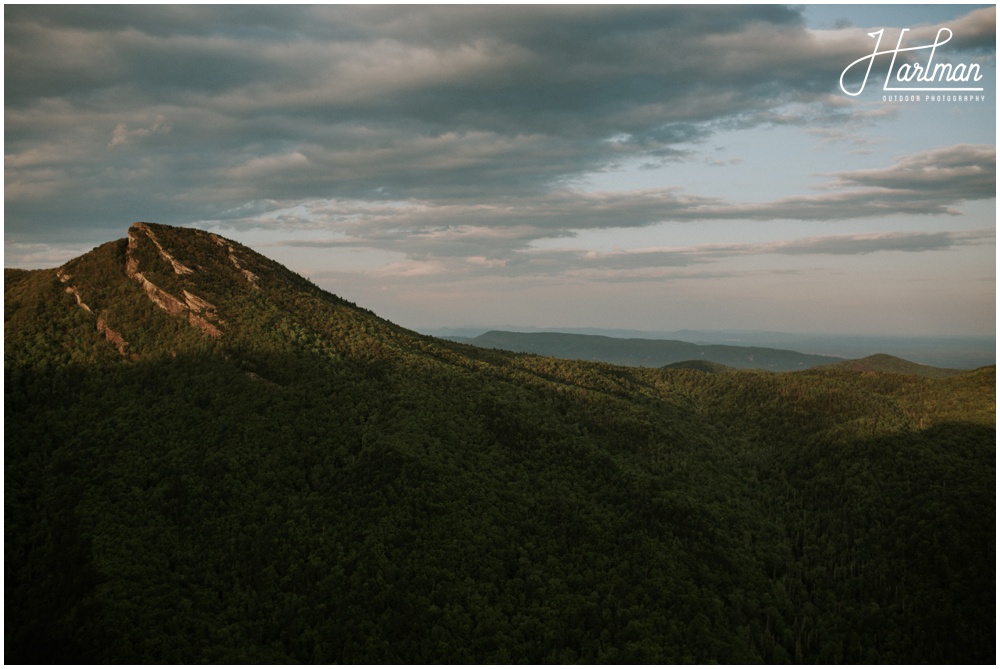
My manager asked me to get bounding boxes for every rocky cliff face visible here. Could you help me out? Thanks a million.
[124,222,224,338]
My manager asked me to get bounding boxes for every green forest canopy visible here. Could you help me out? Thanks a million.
[5,223,995,663]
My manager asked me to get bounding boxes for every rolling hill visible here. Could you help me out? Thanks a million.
[5,222,995,664]
[821,353,964,378]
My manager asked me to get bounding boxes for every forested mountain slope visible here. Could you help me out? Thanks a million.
[5,223,995,663]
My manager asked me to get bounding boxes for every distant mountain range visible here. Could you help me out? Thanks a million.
[448,331,975,376]
[425,326,994,369]
[448,330,844,372]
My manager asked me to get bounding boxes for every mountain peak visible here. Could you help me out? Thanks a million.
[66,221,284,349]
[5,221,416,368]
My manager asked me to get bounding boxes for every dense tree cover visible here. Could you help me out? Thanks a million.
[821,353,964,379]
[5,224,995,663]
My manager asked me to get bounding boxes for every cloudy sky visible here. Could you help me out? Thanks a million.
[5,4,996,336]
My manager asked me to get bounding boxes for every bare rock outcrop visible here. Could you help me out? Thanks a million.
[188,313,223,338]
[130,222,194,275]
[125,222,223,339]
[58,272,94,313]
[58,268,130,355]
[211,233,260,289]
[131,271,188,318]
[183,290,216,313]
[96,315,129,355]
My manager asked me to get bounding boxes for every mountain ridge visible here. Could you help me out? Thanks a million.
[454,329,846,372]
[6,222,995,664]
[425,325,994,369]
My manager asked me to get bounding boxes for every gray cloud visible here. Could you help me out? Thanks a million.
[718,144,997,220]
[827,144,995,199]
[907,7,997,50]
[7,5,993,245]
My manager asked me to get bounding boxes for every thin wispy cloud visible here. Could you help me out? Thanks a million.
[480,229,995,280]
[273,227,993,285]
[237,144,995,267]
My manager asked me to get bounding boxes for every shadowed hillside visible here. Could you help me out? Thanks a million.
[5,223,995,664]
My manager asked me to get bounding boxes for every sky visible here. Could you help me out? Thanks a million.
[4,4,996,336]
